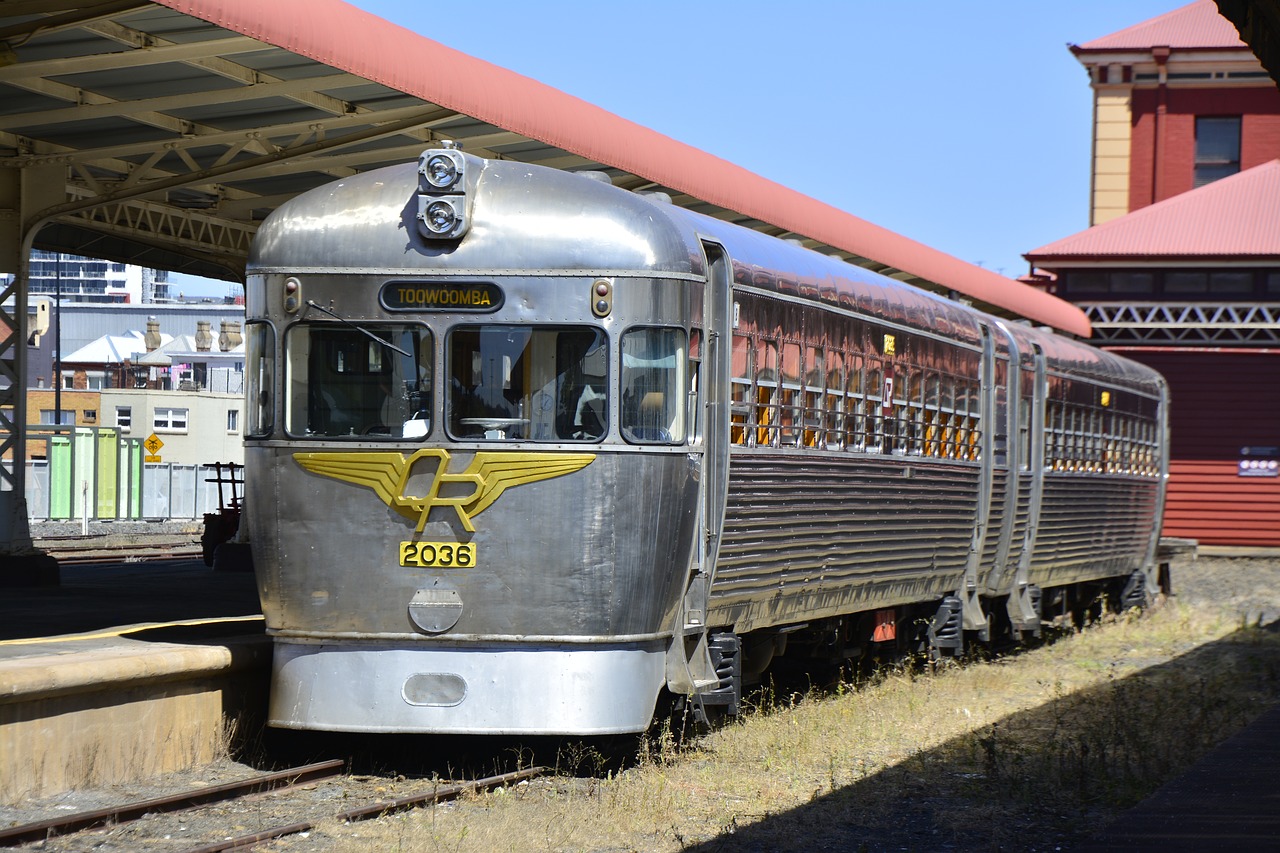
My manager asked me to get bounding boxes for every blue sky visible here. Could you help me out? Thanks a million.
[174,1,1182,296]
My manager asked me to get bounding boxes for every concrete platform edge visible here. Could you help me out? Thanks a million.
[0,634,268,705]
[0,635,272,803]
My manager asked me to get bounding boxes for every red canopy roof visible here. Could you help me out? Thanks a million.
[152,0,1090,337]
[1072,0,1247,53]
[1026,160,1280,262]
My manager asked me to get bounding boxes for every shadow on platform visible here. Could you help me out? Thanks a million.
[682,620,1280,853]
[0,558,261,642]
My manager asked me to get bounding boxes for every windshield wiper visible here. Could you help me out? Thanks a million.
[305,300,412,357]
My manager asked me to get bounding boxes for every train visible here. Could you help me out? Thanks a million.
[240,145,1168,735]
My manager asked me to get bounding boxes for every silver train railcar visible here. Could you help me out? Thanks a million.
[242,147,1168,734]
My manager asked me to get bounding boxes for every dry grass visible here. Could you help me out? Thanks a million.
[272,599,1280,853]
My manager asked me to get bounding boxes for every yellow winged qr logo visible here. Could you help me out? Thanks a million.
[293,449,595,532]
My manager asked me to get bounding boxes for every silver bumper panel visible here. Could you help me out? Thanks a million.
[268,640,667,734]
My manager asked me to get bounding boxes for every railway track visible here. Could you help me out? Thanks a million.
[0,761,545,852]
[37,536,205,564]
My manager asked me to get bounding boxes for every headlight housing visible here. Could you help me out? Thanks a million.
[416,144,469,240]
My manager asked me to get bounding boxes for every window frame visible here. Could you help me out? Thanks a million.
[153,406,189,433]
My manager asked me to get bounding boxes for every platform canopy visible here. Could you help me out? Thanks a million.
[0,0,1090,335]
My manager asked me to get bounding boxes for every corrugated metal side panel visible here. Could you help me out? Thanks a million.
[1030,475,1162,585]
[709,455,977,632]
[1121,350,1280,546]
[1164,460,1280,546]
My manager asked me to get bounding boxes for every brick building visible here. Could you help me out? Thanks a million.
[1071,0,1280,225]
[1027,1,1280,547]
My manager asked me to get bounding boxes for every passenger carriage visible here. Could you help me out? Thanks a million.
[242,147,1167,734]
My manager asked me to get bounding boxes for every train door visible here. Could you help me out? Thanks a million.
[1007,342,1047,635]
[665,240,732,695]
[959,324,999,636]
[699,241,732,578]
[985,323,1022,599]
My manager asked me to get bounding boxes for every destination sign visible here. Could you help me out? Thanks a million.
[380,281,504,312]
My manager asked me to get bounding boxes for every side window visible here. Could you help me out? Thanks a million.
[779,342,802,446]
[864,359,883,453]
[802,345,825,448]
[844,352,864,451]
[730,333,753,446]
[755,338,779,447]
[621,327,687,444]
[245,320,275,438]
[824,350,845,450]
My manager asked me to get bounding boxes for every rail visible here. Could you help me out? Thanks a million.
[0,762,545,851]
[0,760,346,846]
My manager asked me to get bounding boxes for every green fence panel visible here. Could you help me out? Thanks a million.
[49,436,71,519]
[128,439,143,518]
[96,428,119,519]
[73,428,94,521]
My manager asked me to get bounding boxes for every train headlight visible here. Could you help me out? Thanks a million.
[419,150,464,191]
[417,195,467,239]
[416,144,471,241]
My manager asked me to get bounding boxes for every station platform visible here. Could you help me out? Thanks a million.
[0,553,268,801]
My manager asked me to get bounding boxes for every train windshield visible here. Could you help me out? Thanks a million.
[284,323,433,439]
[447,325,607,441]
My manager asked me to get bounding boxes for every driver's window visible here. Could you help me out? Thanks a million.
[284,322,432,439]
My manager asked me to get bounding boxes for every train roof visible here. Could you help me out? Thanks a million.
[249,155,1161,395]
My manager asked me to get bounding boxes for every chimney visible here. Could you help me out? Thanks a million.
[144,318,161,352]
[195,321,213,352]
[219,320,243,352]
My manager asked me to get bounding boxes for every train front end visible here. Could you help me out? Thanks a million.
[243,150,704,734]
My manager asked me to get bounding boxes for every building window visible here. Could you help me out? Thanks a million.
[39,410,76,426]
[1165,271,1208,295]
[227,409,240,434]
[1194,116,1241,188]
[1063,269,1265,300]
[116,406,132,432]
[154,407,189,433]
[1209,271,1254,295]
[1111,272,1154,294]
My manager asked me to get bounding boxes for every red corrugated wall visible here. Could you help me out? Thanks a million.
[1118,349,1280,547]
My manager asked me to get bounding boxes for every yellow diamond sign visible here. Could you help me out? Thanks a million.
[144,433,164,455]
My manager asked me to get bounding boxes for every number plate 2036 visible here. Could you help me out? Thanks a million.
[400,541,476,568]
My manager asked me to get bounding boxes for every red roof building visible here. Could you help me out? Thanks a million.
[1070,0,1280,226]
[1030,3,1280,548]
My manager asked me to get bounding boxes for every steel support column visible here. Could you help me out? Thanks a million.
[0,163,64,585]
